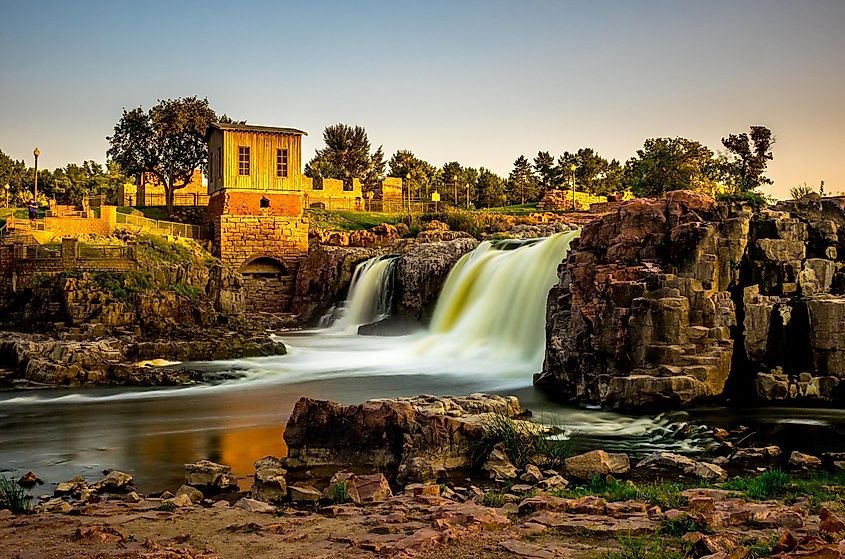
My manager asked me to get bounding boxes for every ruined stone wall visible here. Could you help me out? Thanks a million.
[302,177,363,210]
[243,275,292,313]
[538,190,609,211]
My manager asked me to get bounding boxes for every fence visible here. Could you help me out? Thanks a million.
[77,245,136,260]
[116,211,209,240]
[127,193,210,207]
[364,199,442,214]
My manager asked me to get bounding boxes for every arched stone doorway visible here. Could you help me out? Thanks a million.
[240,256,293,313]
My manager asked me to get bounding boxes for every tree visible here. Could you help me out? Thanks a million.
[388,150,441,204]
[533,151,558,195]
[506,155,539,205]
[0,149,26,204]
[107,96,218,212]
[721,125,774,192]
[475,168,506,208]
[305,124,384,193]
[624,137,718,198]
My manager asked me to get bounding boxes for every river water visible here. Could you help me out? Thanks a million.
[2,232,844,492]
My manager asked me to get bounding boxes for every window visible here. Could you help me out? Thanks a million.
[260,196,270,208]
[238,146,250,176]
[276,148,288,178]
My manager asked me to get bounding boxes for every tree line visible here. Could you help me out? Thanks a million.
[305,123,776,207]
[0,92,779,211]
[0,149,131,207]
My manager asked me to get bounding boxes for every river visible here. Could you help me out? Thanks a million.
[1,232,844,492]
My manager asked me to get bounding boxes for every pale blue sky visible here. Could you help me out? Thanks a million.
[1,0,844,198]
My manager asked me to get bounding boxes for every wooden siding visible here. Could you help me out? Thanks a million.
[209,130,303,194]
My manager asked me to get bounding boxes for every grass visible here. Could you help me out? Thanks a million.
[473,413,576,470]
[305,208,405,231]
[603,534,686,559]
[0,476,32,514]
[482,491,507,508]
[329,480,351,503]
[723,470,845,512]
[552,475,690,510]
[484,202,541,216]
[135,232,200,264]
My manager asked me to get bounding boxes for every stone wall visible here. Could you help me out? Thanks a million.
[538,190,609,211]
[302,177,363,210]
[208,190,302,218]
[538,192,845,410]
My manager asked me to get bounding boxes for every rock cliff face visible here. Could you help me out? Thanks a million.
[538,191,845,410]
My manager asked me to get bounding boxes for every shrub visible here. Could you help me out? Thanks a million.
[715,190,770,206]
[482,491,506,508]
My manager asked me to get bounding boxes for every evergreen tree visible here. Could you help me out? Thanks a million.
[475,168,505,208]
[305,124,380,191]
[533,151,558,194]
[506,155,539,205]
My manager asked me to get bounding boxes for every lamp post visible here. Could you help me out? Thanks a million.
[33,147,41,202]
[570,163,577,211]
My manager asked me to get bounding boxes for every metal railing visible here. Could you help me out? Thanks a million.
[78,245,136,260]
[116,211,208,240]
[21,244,60,259]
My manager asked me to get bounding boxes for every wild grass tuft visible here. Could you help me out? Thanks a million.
[473,413,576,469]
[603,534,686,559]
[553,476,689,510]
[329,480,351,503]
[0,476,32,514]
[723,470,791,500]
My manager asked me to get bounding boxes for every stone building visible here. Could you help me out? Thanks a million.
[302,177,363,210]
[205,123,310,313]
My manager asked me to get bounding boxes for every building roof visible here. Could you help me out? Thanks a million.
[207,122,308,137]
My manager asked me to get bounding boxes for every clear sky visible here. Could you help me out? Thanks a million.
[1,0,843,198]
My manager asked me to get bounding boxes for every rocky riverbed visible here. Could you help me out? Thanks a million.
[3,395,845,559]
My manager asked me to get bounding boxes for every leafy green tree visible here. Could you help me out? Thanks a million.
[720,125,774,192]
[533,151,558,195]
[624,137,718,198]
[441,161,464,204]
[475,168,506,208]
[0,149,27,205]
[388,150,441,202]
[506,155,539,205]
[107,96,218,212]
[305,124,384,193]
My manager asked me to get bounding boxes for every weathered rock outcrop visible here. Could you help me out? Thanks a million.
[394,238,479,321]
[283,394,521,484]
[289,245,389,324]
[538,191,845,410]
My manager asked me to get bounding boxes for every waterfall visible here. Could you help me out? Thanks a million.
[333,255,399,333]
[418,230,580,365]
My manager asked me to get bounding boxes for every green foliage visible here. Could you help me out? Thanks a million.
[557,148,623,196]
[789,184,815,199]
[723,470,791,500]
[715,190,770,206]
[624,137,718,198]
[171,282,201,300]
[743,534,780,558]
[0,476,32,514]
[554,476,689,510]
[603,534,686,559]
[474,413,576,469]
[107,96,220,209]
[533,151,558,195]
[329,480,351,503]
[305,208,405,231]
[506,155,539,205]
[475,168,506,208]
[389,150,443,202]
[721,126,774,192]
[482,491,507,508]
[156,501,177,512]
[660,514,707,536]
[305,124,385,193]
[135,233,198,264]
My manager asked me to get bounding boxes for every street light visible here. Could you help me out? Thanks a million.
[570,163,577,211]
[33,147,40,202]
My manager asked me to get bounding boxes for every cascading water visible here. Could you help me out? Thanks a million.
[415,230,580,366]
[333,255,399,333]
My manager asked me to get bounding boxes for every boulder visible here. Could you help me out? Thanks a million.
[284,394,522,485]
[164,493,193,508]
[184,459,238,492]
[788,451,822,471]
[484,447,518,481]
[520,464,543,484]
[345,473,393,504]
[564,450,630,479]
[91,470,133,493]
[288,485,321,502]
[634,452,727,482]
[234,497,276,514]
[17,471,42,488]
[174,485,204,504]
[251,456,287,504]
